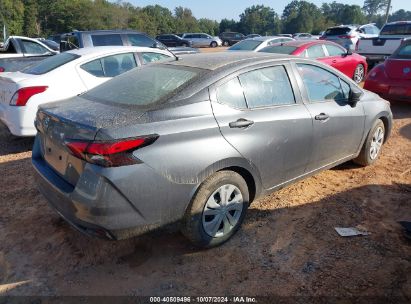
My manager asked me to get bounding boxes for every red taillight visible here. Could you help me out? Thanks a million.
[10,86,48,106]
[338,35,355,39]
[0,67,5,72]
[65,136,158,167]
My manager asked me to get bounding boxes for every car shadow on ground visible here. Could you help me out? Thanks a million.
[1,176,410,298]
[0,122,34,156]
[391,101,411,120]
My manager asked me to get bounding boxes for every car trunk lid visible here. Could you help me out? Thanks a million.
[36,95,148,185]
[0,72,32,105]
[384,58,411,80]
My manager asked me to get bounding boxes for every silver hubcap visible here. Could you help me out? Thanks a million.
[202,184,243,238]
[370,126,384,160]
[354,65,364,83]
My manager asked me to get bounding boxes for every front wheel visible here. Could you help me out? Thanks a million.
[181,171,249,248]
[353,119,385,166]
[353,64,365,83]
[210,41,218,48]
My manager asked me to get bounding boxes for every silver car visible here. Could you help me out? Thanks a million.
[321,24,380,50]
[228,36,294,52]
[181,33,222,48]
[32,52,392,248]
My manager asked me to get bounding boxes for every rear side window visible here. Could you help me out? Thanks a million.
[229,40,261,51]
[325,27,351,36]
[21,40,49,54]
[380,24,411,35]
[297,64,345,102]
[239,66,295,108]
[91,34,123,46]
[325,44,345,56]
[216,77,246,109]
[23,52,80,75]
[127,34,156,47]
[307,45,326,59]
[83,65,200,106]
[141,52,171,64]
[81,53,137,78]
[392,43,411,58]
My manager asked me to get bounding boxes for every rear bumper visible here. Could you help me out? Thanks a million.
[32,135,195,240]
[0,103,37,136]
[364,78,411,102]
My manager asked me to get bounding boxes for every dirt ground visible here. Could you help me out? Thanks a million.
[0,55,410,299]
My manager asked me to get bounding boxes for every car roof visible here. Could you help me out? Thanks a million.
[165,52,294,71]
[65,46,171,57]
[276,40,342,48]
[244,36,284,41]
[385,21,411,25]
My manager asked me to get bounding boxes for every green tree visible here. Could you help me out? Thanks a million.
[322,2,366,25]
[0,0,25,36]
[363,0,389,17]
[198,18,219,35]
[23,0,40,36]
[282,1,326,34]
[219,19,239,33]
[174,6,199,33]
[389,9,411,22]
[239,5,281,35]
[141,5,175,35]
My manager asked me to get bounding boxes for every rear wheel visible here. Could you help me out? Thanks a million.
[182,171,249,248]
[354,119,385,166]
[353,64,365,83]
[210,41,218,48]
[223,40,230,46]
[182,43,188,47]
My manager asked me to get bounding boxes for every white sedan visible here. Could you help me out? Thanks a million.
[227,36,294,52]
[0,46,173,136]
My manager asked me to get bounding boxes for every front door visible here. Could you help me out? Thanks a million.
[211,63,313,189]
[294,63,365,171]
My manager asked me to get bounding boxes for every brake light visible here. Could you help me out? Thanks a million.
[338,35,355,39]
[0,67,4,72]
[65,136,158,167]
[10,86,48,106]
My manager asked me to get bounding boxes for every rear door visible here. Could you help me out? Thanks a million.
[211,63,313,189]
[294,62,365,171]
[322,44,354,78]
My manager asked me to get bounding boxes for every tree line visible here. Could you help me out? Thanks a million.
[0,0,410,39]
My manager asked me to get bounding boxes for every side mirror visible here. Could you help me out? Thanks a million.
[348,87,363,107]
[344,49,353,57]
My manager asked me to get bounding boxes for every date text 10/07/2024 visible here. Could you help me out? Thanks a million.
[149,297,257,303]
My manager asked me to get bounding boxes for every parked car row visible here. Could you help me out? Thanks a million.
[0,26,398,249]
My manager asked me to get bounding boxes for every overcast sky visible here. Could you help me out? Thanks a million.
[124,0,410,21]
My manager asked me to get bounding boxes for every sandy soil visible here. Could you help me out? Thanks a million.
[0,98,410,299]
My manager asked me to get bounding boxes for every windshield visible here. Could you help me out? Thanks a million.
[23,52,80,75]
[229,40,262,51]
[83,65,201,106]
[259,45,298,54]
[380,23,411,35]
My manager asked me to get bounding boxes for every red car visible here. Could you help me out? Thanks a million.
[364,39,411,101]
[259,40,368,83]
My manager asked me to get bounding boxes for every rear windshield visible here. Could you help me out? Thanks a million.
[83,65,201,106]
[229,40,262,51]
[325,27,351,36]
[23,53,80,75]
[259,45,298,54]
[91,34,123,46]
[380,23,411,35]
[392,42,411,58]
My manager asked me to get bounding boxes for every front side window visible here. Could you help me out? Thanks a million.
[297,64,345,102]
[91,34,123,46]
[307,45,326,59]
[141,52,171,64]
[239,66,295,108]
[325,44,345,56]
[21,40,49,54]
[216,77,246,109]
[127,34,156,47]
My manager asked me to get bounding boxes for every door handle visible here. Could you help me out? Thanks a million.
[229,118,254,128]
[315,113,329,121]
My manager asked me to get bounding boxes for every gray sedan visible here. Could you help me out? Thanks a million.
[32,52,392,248]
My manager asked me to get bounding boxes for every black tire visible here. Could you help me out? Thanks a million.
[353,63,365,83]
[353,119,385,166]
[223,40,230,46]
[181,171,249,248]
[182,43,188,47]
[210,41,218,48]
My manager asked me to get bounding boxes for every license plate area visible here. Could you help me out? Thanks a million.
[389,86,407,96]
[44,137,70,176]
